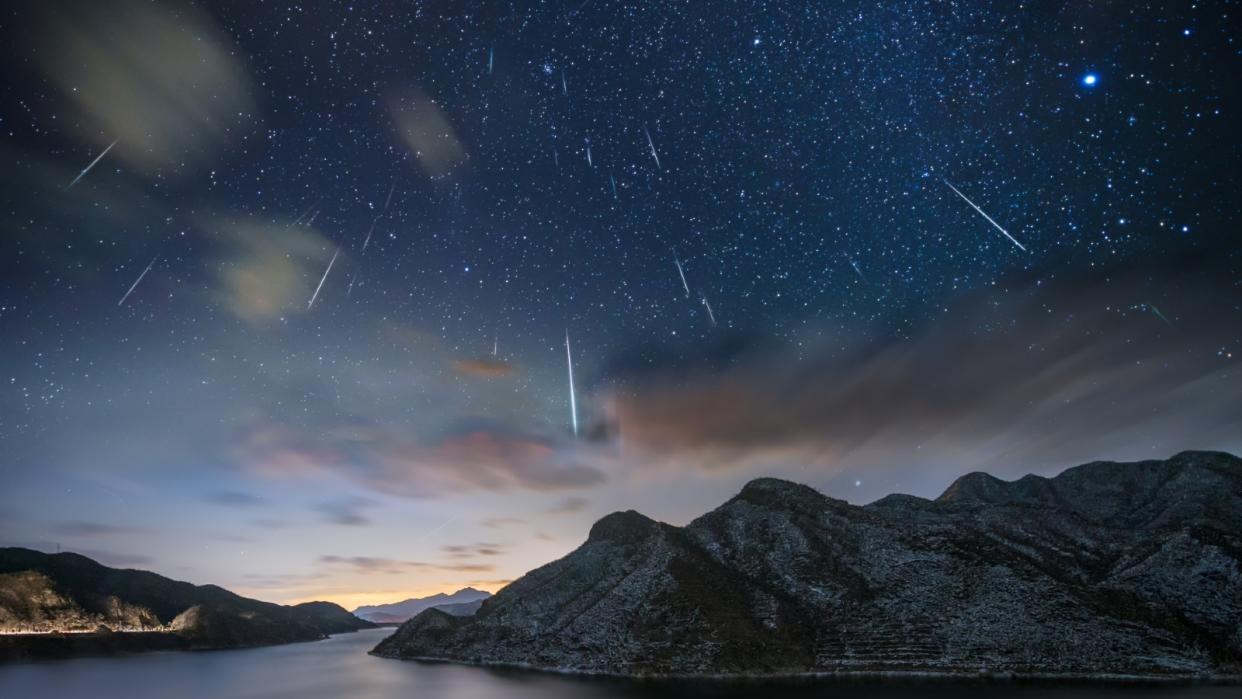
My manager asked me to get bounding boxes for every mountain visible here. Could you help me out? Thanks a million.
[354,587,491,623]
[0,548,374,660]
[373,451,1242,678]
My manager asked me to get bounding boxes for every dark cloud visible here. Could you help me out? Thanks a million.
[601,255,1242,487]
[544,496,589,515]
[204,490,266,508]
[312,497,379,527]
[441,542,506,559]
[52,522,150,538]
[318,555,495,574]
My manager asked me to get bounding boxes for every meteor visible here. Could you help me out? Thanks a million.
[673,254,690,297]
[565,330,579,436]
[1148,303,1175,328]
[117,254,159,307]
[291,200,319,227]
[586,144,593,167]
[848,256,867,283]
[383,179,397,212]
[643,125,662,170]
[362,217,378,251]
[942,179,1026,251]
[488,46,494,74]
[561,71,568,96]
[700,293,717,326]
[66,139,119,191]
[307,247,340,309]
[610,174,618,199]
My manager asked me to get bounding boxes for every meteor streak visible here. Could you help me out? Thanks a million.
[942,179,1027,251]
[643,125,662,170]
[362,217,378,251]
[488,46,494,74]
[383,180,397,211]
[700,293,717,326]
[307,247,340,309]
[117,254,159,307]
[66,139,119,191]
[673,254,690,297]
[1148,303,1175,328]
[565,330,579,436]
[586,144,593,167]
[561,71,568,96]
[848,257,867,283]
[610,174,618,199]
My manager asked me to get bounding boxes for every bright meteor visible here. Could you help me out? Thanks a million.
[565,330,579,436]
[673,254,690,297]
[66,139,119,191]
[307,247,340,309]
[942,178,1027,252]
[117,253,159,307]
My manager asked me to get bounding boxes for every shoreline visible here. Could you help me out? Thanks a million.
[0,627,381,665]
[370,651,1242,684]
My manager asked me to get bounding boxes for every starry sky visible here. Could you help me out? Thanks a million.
[1,1,1239,608]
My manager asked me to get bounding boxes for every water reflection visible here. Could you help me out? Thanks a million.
[0,629,1233,699]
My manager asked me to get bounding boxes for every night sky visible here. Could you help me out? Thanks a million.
[1,1,1239,607]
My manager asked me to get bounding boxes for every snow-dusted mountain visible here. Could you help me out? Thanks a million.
[353,588,491,623]
[374,451,1242,678]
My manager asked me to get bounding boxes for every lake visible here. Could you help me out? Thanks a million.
[0,628,1234,698]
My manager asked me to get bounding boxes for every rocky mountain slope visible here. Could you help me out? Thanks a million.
[373,451,1242,678]
[353,587,491,623]
[0,548,373,659]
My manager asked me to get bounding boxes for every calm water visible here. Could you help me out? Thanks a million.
[0,628,1233,699]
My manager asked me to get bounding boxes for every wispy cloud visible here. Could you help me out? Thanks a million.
[205,490,266,508]
[313,497,379,527]
[318,555,495,574]
[52,522,150,538]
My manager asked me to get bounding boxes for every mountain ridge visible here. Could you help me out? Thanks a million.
[374,450,1242,678]
[352,587,492,623]
[0,547,374,661]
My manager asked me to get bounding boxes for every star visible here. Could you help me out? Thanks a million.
[1081,73,1098,87]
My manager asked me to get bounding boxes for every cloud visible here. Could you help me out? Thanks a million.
[313,497,379,527]
[236,421,606,498]
[441,542,506,559]
[32,0,257,175]
[481,517,526,529]
[544,496,588,515]
[205,491,266,508]
[453,358,515,378]
[388,87,467,178]
[52,522,149,538]
[210,218,341,323]
[318,555,495,574]
[599,255,1242,485]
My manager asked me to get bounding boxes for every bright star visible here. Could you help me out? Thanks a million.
[1082,73,1098,87]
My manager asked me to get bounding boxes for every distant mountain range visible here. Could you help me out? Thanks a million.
[354,588,491,623]
[0,548,373,661]
[374,451,1242,678]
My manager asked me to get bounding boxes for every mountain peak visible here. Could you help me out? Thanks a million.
[936,471,1011,503]
[735,476,833,511]
[585,510,660,544]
